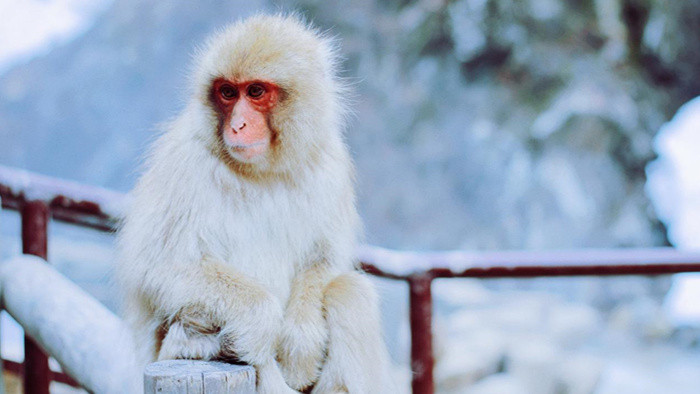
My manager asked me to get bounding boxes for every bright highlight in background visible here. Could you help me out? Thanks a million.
[647,97,700,325]
[647,97,700,248]
[0,0,113,74]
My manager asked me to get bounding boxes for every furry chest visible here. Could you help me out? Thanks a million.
[201,192,318,303]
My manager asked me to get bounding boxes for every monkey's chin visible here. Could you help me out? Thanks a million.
[226,143,269,163]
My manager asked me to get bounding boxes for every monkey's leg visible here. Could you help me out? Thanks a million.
[312,272,396,394]
[157,304,223,361]
[158,320,221,361]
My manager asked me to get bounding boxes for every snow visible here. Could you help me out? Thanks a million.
[646,96,700,326]
[664,279,700,326]
[1,311,23,362]
[647,97,700,249]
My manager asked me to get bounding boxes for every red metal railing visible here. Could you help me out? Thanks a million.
[360,247,700,393]
[19,201,52,393]
[3,164,700,394]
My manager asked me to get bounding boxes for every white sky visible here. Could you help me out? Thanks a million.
[0,0,112,75]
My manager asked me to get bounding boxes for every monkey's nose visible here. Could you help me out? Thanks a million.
[231,121,246,133]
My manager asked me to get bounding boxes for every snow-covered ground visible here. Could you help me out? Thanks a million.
[431,279,700,394]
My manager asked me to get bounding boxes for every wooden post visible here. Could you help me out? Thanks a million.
[144,361,256,394]
[21,201,51,394]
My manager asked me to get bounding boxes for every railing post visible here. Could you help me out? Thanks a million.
[144,360,256,393]
[21,201,51,394]
[408,274,434,394]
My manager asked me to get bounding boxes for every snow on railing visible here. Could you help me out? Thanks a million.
[359,244,700,279]
[0,164,125,214]
[0,255,140,393]
[0,164,123,231]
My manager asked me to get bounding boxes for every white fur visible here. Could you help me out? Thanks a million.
[117,14,395,393]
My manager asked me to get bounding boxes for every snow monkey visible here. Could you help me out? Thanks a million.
[117,14,395,393]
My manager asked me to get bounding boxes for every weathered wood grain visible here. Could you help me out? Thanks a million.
[144,360,256,394]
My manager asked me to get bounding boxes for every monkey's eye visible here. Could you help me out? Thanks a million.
[246,83,266,99]
[219,85,237,100]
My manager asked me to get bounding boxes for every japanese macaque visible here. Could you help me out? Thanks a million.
[117,14,395,393]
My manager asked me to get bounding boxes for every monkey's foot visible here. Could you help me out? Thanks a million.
[257,362,301,394]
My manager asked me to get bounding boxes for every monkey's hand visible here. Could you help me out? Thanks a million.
[277,266,330,391]
[278,305,328,391]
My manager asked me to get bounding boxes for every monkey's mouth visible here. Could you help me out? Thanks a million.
[226,142,268,162]
[229,142,266,150]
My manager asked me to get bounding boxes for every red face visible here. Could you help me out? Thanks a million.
[210,78,280,163]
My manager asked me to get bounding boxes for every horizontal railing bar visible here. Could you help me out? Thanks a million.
[359,246,700,279]
[432,262,700,278]
[0,165,121,232]
[362,259,700,280]
[1,191,117,232]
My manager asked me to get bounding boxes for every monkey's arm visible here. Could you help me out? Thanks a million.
[277,261,334,390]
[281,266,397,394]
[311,272,396,394]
